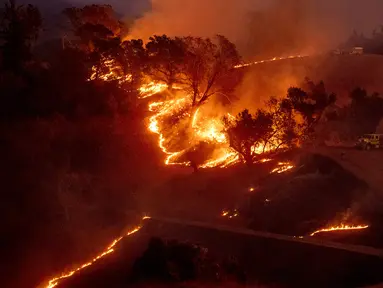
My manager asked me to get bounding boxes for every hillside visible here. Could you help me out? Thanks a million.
[236,54,383,110]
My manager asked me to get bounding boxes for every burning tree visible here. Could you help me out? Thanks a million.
[145,35,186,89]
[224,109,273,166]
[182,35,241,109]
[118,39,147,89]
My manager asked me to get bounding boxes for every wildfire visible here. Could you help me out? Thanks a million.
[89,57,132,84]
[271,162,295,174]
[234,54,307,69]
[43,217,150,288]
[310,224,369,236]
[139,81,168,98]
[91,54,305,169]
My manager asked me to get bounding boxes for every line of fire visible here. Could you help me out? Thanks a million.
[4,2,383,288]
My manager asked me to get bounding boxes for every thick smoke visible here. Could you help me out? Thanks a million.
[128,0,383,58]
[127,0,268,49]
[127,0,383,111]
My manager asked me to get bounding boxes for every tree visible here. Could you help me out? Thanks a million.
[63,5,122,58]
[349,87,383,135]
[262,96,300,152]
[145,34,186,89]
[119,39,147,89]
[224,109,273,166]
[0,0,42,72]
[182,35,241,109]
[286,78,336,131]
[184,141,216,172]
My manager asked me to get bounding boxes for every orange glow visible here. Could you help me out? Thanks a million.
[90,54,304,168]
[43,217,150,288]
[221,209,238,218]
[139,81,168,98]
[259,158,272,163]
[89,57,132,85]
[310,224,369,236]
[234,54,308,69]
[271,162,294,174]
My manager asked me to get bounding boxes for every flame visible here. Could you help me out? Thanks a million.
[234,54,307,69]
[310,224,369,236]
[271,162,295,174]
[90,54,306,169]
[43,217,150,288]
[139,81,168,98]
[89,57,132,85]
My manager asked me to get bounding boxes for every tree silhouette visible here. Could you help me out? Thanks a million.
[286,78,336,130]
[119,39,147,89]
[225,109,273,166]
[182,35,241,109]
[145,35,186,89]
[349,87,383,135]
[262,96,300,152]
[0,0,42,72]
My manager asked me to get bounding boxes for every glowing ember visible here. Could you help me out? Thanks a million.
[43,217,150,288]
[310,224,369,236]
[271,162,294,174]
[89,57,132,85]
[234,54,307,69]
[259,158,272,163]
[221,209,239,218]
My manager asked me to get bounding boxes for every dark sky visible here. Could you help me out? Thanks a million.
[19,0,383,36]
[13,0,383,52]
[16,0,151,16]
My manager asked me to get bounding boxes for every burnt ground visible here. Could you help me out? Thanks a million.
[50,218,383,288]
[245,153,368,236]
[37,149,383,288]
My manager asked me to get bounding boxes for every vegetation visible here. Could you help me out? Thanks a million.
[3,0,383,287]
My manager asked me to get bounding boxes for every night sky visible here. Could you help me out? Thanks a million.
[19,0,383,35]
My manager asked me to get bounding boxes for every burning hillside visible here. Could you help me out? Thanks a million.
[91,52,307,169]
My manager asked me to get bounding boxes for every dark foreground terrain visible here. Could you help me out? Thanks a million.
[45,217,383,288]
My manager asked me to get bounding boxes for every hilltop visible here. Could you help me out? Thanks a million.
[237,54,383,109]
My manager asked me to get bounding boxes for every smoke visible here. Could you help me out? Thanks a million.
[126,0,383,112]
[128,0,383,58]
[127,0,267,46]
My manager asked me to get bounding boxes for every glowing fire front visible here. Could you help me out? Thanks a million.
[310,224,369,236]
[43,216,150,288]
[92,54,306,169]
[234,54,307,69]
[271,162,295,174]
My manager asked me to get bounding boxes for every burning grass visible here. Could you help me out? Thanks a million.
[90,54,305,169]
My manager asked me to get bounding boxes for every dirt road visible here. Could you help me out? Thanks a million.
[310,146,383,192]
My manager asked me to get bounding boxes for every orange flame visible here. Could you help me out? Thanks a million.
[270,162,295,174]
[43,217,150,288]
[310,224,369,236]
[89,57,132,85]
[90,54,306,168]
[221,209,239,218]
[234,54,308,69]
